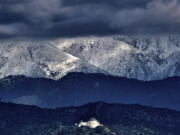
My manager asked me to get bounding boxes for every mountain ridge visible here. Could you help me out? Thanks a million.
[0,35,180,81]
[0,100,180,135]
[0,72,180,110]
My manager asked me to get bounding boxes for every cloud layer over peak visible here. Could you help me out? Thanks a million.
[0,0,180,38]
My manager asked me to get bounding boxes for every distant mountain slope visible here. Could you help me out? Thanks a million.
[0,101,180,135]
[57,35,180,81]
[0,73,180,110]
[0,40,106,80]
[0,35,180,81]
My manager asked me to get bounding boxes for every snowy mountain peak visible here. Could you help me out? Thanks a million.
[0,35,180,81]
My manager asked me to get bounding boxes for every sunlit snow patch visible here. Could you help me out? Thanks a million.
[77,118,102,128]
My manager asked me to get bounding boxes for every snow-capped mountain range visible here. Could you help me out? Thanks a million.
[0,35,180,81]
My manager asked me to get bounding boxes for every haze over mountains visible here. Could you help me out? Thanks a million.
[0,35,180,81]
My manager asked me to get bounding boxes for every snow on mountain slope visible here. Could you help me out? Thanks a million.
[0,40,105,80]
[0,35,180,81]
[54,35,180,81]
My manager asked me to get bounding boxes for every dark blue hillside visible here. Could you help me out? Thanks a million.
[0,72,180,110]
[0,101,180,135]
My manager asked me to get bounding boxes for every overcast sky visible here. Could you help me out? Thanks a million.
[0,0,180,38]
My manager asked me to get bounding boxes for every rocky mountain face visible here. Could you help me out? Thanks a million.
[1,73,180,110]
[0,101,180,135]
[0,35,180,81]
[0,40,105,80]
[56,35,180,81]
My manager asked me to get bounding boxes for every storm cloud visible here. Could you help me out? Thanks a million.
[0,0,180,37]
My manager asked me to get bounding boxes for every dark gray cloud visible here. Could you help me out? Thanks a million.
[0,0,180,38]
[61,0,149,9]
[0,0,29,3]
